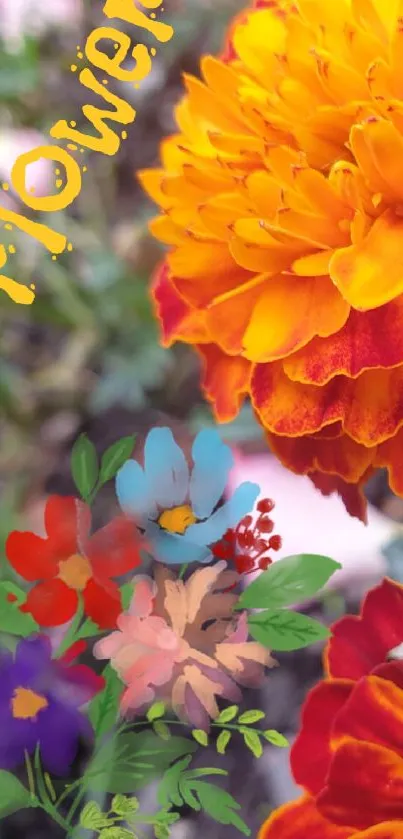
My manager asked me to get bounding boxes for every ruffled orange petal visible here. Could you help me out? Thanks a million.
[206,274,348,360]
[168,242,252,307]
[324,579,403,680]
[317,740,403,830]
[284,298,403,385]
[266,429,374,483]
[151,263,209,347]
[252,363,403,446]
[291,679,353,795]
[329,210,403,311]
[196,344,251,422]
[258,795,352,839]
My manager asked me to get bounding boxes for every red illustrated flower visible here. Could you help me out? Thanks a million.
[212,496,282,576]
[259,578,403,838]
[6,496,143,629]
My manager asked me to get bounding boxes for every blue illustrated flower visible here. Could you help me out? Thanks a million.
[116,427,260,565]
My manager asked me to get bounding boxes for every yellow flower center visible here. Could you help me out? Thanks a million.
[158,504,197,534]
[58,553,92,591]
[11,687,48,720]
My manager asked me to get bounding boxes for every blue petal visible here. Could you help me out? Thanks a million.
[185,481,260,546]
[116,460,157,519]
[189,429,234,519]
[147,522,212,565]
[144,427,189,509]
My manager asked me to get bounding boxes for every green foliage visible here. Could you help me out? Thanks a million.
[84,731,197,793]
[216,705,239,723]
[79,801,110,830]
[216,730,232,755]
[192,729,208,747]
[237,710,265,724]
[0,582,39,637]
[99,435,136,485]
[248,609,330,651]
[237,554,341,610]
[263,730,289,747]
[71,434,98,502]
[0,772,31,817]
[87,665,123,741]
[158,756,250,835]
[111,795,140,817]
[146,701,166,722]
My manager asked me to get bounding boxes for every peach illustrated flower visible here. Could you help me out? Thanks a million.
[259,578,403,838]
[139,0,403,522]
[94,561,274,728]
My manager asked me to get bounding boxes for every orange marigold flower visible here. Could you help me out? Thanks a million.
[140,0,403,521]
[258,578,403,838]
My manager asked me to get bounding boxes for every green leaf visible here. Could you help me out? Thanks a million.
[153,721,171,741]
[216,730,231,755]
[0,771,31,817]
[237,554,341,610]
[71,434,98,501]
[186,768,228,780]
[248,609,331,651]
[75,616,104,640]
[189,782,251,836]
[79,800,110,830]
[192,729,208,747]
[0,583,39,637]
[147,701,166,722]
[99,829,134,839]
[87,665,123,740]
[216,705,238,724]
[121,582,134,611]
[111,794,139,816]
[242,729,263,758]
[157,756,191,809]
[99,436,136,486]
[85,732,197,793]
[237,710,265,724]
[263,730,289,747]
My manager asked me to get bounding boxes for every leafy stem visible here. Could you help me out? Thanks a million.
[55,596,84,658]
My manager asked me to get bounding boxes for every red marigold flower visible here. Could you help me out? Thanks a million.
[258,578,403,838]
[6,496,143,629]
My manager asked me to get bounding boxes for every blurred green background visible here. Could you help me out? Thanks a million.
[0,0,249,547]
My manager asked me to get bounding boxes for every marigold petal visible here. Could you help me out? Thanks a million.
[169,243,251,307]
[317,740,403,829]
[241,275,349,362]
[23,579,78,627]
[196,344,251,422]
[152,263,209,347]
[291,679,353,795]
[284,298,403,385]
[266,429,374,483]
[329,210,403,310]
[252,364,403,446]
[258,795,351,839]
[325,579,403,680]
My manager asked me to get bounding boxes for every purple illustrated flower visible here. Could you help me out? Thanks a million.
[0,636,104,775]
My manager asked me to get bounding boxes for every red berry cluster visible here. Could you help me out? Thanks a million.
[212,497,282,576]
